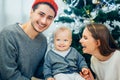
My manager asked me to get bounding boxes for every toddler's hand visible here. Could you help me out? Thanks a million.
[80,69,94,80]
[47,77,55,80]
[82,68,89,75]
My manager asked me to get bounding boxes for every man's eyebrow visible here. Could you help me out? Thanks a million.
[49,15,54,18]
[39,11,54,18]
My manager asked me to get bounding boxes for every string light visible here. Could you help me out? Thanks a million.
[63,0,66,3]
[83,7,95,23]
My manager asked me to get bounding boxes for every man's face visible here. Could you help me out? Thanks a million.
[30,4,55,33]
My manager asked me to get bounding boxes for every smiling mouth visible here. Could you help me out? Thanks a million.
[37,22,41,27]
[58,46,65,48]
[37,21,45,28]
[81,46,87,50]
[81,45,86,48]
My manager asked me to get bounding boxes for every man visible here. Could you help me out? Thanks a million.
[0,0,58,80]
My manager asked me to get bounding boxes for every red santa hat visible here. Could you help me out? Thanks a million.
[32,0,58,17]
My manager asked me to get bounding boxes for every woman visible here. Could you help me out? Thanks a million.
[79,23,120,80]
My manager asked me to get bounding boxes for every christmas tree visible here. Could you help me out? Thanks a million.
[54,0,120,70]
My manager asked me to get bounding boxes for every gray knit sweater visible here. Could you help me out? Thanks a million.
[44,47,88,79]
[0,23,47,80]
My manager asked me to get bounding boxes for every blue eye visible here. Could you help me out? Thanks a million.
[56,39,60,41]
[64,40,68,42]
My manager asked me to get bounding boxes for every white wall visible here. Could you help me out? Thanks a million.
[0,0,67,36]
[0,0,34,30]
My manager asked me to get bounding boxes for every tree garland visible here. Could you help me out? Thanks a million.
[55,0,120,48]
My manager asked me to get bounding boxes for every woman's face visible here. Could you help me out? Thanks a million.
[79,27,100,55]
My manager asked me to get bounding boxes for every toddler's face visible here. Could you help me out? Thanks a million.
[54,30,72,51]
